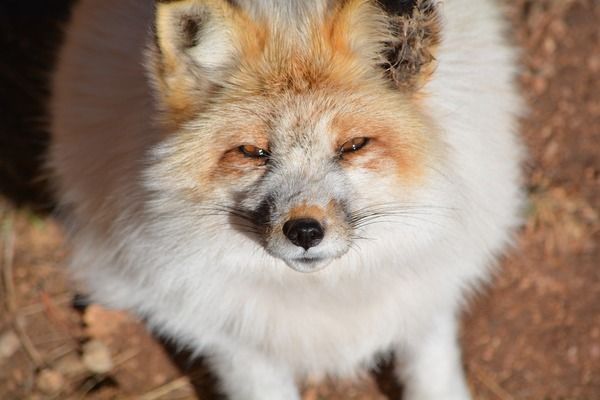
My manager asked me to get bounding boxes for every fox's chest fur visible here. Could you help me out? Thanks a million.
[50,0,522,397]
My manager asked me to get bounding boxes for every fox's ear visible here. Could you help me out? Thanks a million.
[378,0,442,91]
[149,0,252,126]
[332,0,441,91]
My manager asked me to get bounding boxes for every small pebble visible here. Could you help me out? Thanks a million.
[82,340,113,374]
[36,369,65,395]
[0,331,21,360]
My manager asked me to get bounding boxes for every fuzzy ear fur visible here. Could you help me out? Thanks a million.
[327,0,391,66]
[150,0,254,126]
[378,0,442,91]
[154,0,241,75]
[324,0,442,91]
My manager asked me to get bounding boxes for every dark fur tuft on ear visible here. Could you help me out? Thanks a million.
[379,0,441,91]
[378,0,417,16]
[180,16,202,48]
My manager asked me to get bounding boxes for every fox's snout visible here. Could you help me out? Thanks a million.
[258,192,352,272]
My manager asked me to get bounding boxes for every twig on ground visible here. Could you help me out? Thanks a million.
[136,376,193,400]
[14,315,46,367]
[2,215,46,368]
[46,343,78,364]
[112,348,141,370]
[18,293,73,316]
[31,333,73,346]
[470,363,515,400]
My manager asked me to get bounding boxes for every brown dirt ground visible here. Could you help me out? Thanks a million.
[1,0,599,399]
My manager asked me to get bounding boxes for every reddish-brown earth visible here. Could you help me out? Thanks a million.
[1,1,599,399]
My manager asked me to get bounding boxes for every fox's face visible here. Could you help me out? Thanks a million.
[146,0,445,272]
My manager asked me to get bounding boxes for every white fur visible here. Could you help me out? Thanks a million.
[50,1,523,399]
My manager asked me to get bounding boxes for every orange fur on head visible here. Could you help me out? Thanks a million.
[228,0,391,96]
[288,204,327,222]
[331,105,434,186]
[151,0,440,129]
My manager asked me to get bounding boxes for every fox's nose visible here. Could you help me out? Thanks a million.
[283,218,324,250]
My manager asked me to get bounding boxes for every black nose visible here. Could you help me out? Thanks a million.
[283,218,324,250]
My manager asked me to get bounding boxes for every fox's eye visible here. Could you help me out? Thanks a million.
[238,145,270,159]
[339,137,370,155]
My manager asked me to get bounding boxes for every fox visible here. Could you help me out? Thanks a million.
[49,0,523,399]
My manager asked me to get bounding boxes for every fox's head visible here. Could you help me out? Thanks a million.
[145,0,450,273]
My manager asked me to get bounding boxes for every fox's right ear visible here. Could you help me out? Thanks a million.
[377,0,442,91]
[149,0,253,126]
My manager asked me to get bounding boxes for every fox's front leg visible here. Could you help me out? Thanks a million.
[395,312,472,400]
[209,345,300,400]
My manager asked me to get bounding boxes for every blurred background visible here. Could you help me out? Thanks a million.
[0,0,598,399]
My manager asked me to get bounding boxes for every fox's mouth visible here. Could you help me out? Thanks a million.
[284,256,332,273]
[297,257,320,263]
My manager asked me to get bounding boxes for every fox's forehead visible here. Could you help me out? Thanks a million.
[202,89,406,149]
[262,93,351,146]
[190,96,333,156]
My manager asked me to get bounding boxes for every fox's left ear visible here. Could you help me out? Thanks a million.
[333,0,442,91]
[377,0,443,91]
